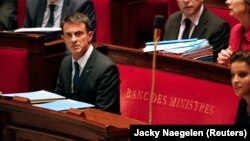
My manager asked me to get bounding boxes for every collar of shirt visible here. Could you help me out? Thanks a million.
[43,0,64,27]
[47,0,63,7]
[72,45,94,75]
[181,4,204,26]
[177,5,204,39]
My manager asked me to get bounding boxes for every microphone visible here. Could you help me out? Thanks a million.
[149,15,164,124]
[153,15,164,45]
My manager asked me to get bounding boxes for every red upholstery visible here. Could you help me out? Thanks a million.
[118,64,240,124]
[0,48,29,94]
[167,0,179,16]
[92,0,112,44]
[135,0,168,47]
[17,0,26,28]
[207,5,239,29]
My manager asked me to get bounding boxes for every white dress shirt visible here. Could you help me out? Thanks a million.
[177,5,204,40]
[42,0,63,27]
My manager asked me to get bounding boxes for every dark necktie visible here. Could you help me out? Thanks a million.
[46,4,56,27]
[73,62,80,94]
[182,18,191,39]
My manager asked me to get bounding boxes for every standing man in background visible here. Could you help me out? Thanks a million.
[0,0,17,31]
[54,12,120,114]
[164,0,230,62]
[23,0,96,40]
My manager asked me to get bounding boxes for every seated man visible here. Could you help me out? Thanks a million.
[0,0,17,31]
[163,0,230,62]
[54,12,120,114]
[23,0,96,40]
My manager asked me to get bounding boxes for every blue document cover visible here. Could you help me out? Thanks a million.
[34,99,95,111]
[143,38,207,53]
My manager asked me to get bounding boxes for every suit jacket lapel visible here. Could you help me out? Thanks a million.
[64,57,73,98]
[36,0,47,27]
[75,48,97,94]
[61,0,70,23]
[191,8,208,38]
[172,15,182,39]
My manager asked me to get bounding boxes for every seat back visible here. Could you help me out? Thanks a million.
[167,0,179,16]
[92,0,112,44]
[17,0,26,28]
[135,0,168,47]
[207,5,239,29]
[0,48,29,94]
[118,63,239,124]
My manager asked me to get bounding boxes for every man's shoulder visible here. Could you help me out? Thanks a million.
[26,0,41,5]
[94,48,116,65]
[203,8,227,23]
[61,55,72,64]
[168,11,182,20]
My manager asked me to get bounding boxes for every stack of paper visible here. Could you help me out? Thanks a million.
[0,90,66,103]
[14,27,62,41]
[143,38,213,62]
[1,90,95,111]
[34,99,95,111]
[14,27,61,33]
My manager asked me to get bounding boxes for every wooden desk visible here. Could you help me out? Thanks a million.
[0,99,145,141]
[0,31,65,92]
[95,43,231,85]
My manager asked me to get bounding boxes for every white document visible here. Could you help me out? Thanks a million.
[0,90,66,103]
[143,38,209,53]
[34,99,95,111]
[14,27,61,33]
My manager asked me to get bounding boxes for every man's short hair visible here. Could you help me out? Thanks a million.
[61,12,92,32]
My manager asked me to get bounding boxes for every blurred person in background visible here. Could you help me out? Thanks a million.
[23,0,96,40]
[0,0,17,31]
[164,0,230,62]
[217,0,250,65]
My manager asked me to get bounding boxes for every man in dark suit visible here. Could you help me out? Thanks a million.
[164,0,230,61]
[23,0,96,39]
[54,12,120,114]
[0,0,17,31]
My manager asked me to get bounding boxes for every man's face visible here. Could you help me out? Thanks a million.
[176,0,203,17]
[61,22,93,58]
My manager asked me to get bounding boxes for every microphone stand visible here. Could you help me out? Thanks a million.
[149,28,161,124]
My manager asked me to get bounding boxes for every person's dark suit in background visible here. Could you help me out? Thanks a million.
[23,0,96,40]
[0,0,17,31]
[164,0,230,62]
[54,12,120,114]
